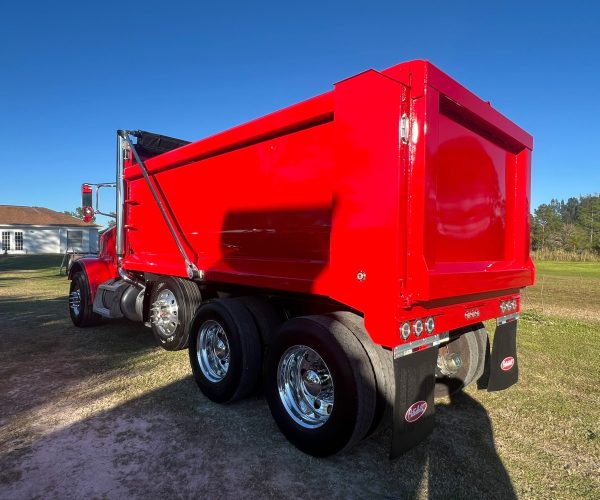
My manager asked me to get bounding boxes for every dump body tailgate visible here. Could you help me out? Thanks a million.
[397,62,534,303]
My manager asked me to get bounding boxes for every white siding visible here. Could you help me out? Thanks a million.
[0,225,99,254]
[59,228,67,253]
[26,228,61,253]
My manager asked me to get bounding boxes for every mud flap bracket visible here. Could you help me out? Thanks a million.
[390,345,438,458]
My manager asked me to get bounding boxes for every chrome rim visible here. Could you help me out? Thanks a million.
[277,345,334,429]
[150,288,179,338]
[197,320,230,382]
[69,289,81,316]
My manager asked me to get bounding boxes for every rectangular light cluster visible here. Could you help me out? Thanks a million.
[500,299,518,314]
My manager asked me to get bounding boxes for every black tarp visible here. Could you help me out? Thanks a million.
[132,130,190,159]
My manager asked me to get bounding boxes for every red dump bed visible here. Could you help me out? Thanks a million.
[122,60,534,348]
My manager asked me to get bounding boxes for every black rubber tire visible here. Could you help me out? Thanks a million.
[68,272,102,327]
[331,311,395,436]
[189,299,262,403]
[265,315,376,457]
[149,276,202,351]
[435,324,487,398]
[471,325,489,384]
[234,296,283,348]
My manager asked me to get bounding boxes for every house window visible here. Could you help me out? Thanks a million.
[67,230,83,252]
[1,232,10,251]
[15,232,23,251]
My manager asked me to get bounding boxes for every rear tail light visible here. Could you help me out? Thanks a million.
[425,316,435,334]
[413,319,424,337]
[400,317,434,341]
[400,322,411,340]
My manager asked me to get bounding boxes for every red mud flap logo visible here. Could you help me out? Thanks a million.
[405,401,427,423]
[500,357,515,371]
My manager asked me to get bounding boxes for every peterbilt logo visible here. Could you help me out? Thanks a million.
[501,357,515,371]
[405,401,427,423]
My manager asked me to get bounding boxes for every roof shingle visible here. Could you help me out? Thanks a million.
[0,206,100,227]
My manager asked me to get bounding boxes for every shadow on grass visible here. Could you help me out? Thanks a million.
[0,303,517,499]
[0,291,159,426]
[0,254,64,272]
[0,269,516,499]
[0,373,517,499]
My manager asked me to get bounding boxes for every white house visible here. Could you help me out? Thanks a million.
[0,205,100,254]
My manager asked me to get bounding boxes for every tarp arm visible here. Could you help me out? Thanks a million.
[117,130,200,280]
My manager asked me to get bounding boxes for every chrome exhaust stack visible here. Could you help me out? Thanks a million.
[115,130,144,289]
[116,131,125,263]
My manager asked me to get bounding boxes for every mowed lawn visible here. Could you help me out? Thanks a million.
[0,255,598,499]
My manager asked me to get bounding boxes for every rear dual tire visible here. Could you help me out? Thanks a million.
[265,315,377,457]
[332,312,395,436]
[189,309,380,456]
[189,299,262,403]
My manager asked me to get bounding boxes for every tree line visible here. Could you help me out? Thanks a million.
[531,194,600,254]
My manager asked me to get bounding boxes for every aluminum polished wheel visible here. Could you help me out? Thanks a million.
[69,289,81,317]
[277,345,334,429]
[150,288,179,338]
[197,320,231,382]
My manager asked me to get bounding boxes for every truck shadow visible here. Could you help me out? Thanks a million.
[0,292,159,423]
[395,388,517,499]
[0,276,515,498]
[0,371,516,499]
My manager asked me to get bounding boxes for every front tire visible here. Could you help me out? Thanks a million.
[265,315,376,457]
[149,277,201,351]
[68,272,101,327]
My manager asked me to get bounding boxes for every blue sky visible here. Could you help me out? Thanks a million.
[1,0,598,227]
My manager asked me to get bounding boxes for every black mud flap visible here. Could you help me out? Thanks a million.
[390,346,438,458]
[486,319,519,392]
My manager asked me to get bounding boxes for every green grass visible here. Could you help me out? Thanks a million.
[0,254,63,271]
[491,260,600,497]
[534,260,600,277]
[479,310,599,493]
[0,256,598,498]
[522,260,600,323]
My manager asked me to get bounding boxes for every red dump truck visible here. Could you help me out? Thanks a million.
[68,60,534,458]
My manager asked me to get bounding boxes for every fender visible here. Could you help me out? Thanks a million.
[68,257,118,300]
